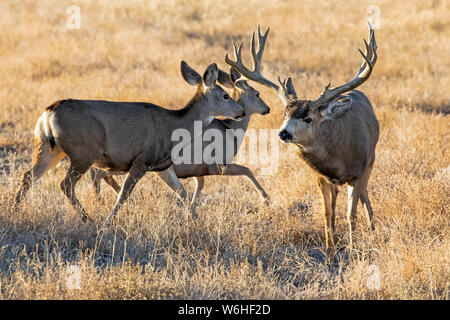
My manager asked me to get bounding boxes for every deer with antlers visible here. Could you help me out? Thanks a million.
[89,67,271,210]
[227,24,379,258]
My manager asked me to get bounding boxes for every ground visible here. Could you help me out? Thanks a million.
[0,0,448,299]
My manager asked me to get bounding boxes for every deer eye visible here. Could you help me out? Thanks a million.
[255,92,260,98]
[223,94,229,100]
[304,117,312,123]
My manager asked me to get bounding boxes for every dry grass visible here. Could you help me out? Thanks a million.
[0,0,449,299]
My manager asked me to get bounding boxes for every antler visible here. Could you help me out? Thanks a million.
[278,76,298,102]
[225,25,296,105]
[309,22,378,110]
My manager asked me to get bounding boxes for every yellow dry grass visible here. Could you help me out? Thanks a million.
[0,0,448,299]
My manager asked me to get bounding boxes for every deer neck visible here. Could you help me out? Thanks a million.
[219,93,251,131]
[219,113,250,131]
[169,93,215,142]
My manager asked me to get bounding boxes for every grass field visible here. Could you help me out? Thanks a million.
[0,0,448,299]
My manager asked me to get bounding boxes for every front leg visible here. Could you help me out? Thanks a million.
[208,164,270,205]
[104,163,147,227]
[191,176,205,209]
[155,166,195,217]
[330,184,338,233]
[316,177,335,261]
[155,166,188,203]
[347,179,363,249]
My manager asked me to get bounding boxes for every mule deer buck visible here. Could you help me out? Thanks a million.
[15,61,245,226]
[228,24,379,258]
[89,66,271,209]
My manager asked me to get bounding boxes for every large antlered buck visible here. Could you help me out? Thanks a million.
[227,24,379,258]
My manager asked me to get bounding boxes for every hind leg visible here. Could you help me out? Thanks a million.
[60,161,92,222]
[191,176,204,209]
[103,174,121,195]
[330,184,338,234]
[15,143,66,205]
[90,168,121,195]
[359,161,375,231]
[90,168,106,195]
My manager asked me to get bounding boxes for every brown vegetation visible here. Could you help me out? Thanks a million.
[0,0,448,299]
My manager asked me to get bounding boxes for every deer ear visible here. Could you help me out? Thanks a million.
[203,63,218,88]
[321,97,352,120]
[181,61,202,86]
[235,79,250,91]
[229,68,242,84]
[230,67,250,90]
[217,69,234,88]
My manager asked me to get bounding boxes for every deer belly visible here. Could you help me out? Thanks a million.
[93,153,132,172]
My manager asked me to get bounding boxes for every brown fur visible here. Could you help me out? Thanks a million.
[90,68,271,210]
[15,62,245,225]
[280,90,379,259]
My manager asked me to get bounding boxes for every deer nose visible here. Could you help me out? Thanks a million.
[262,108,270,115]
[279,130,292,141]
[236,110,246,119]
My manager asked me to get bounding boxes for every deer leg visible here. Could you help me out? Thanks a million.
[90,168,106,195]
[206,164,270,205]
[316,177,335,260]
[330,184,338,234]
[359,161,375,231]
[60,162,92,223]
[104,163,147,226]
[15,142,66,205]
[155,166,195,218]
[155,166,188,203]
[191,176,205,208]
[103,174,121,195]
[347,179,363,249]
[90,168,121,195]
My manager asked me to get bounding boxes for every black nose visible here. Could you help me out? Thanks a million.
[262,108,270,115]
[279,130,292,141]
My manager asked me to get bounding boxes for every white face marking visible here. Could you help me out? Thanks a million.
[279,119,292,134]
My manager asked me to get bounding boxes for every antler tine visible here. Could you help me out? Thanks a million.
[277,76,288,106]
[278,76,286,88]
[225,26,280,92]
[286,77,298,100]
[225,41,250,80]
[232,41,244,64]
[309,23,378,110]
[356,23,377,79]
[250,30,258,71]
[277,76,298,104]
[251,25,270,73]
